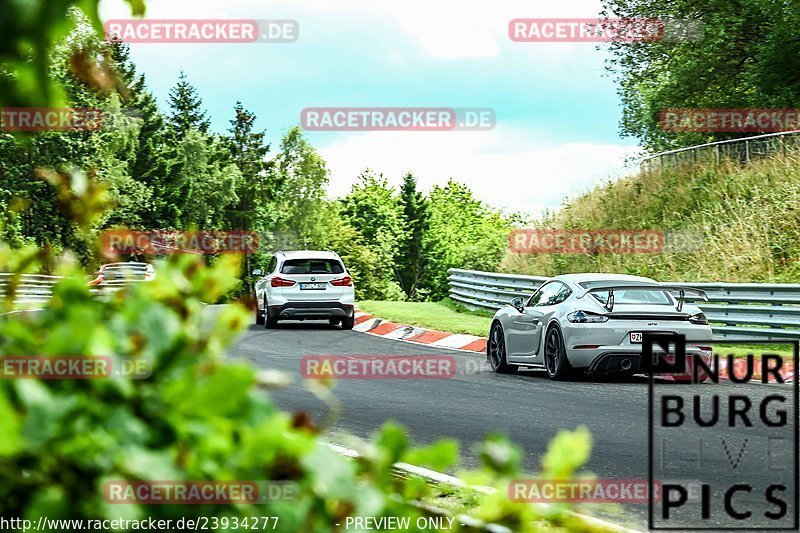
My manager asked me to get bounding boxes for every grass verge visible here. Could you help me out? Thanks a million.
[356,299,492,337]
[714,343,794,359]
[357,301,793,359]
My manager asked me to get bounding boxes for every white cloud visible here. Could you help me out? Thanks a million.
[318,127,641,218]
[100,0,607,59]
[96,0,637,215]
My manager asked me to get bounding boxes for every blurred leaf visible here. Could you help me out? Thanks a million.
[540,426,593,479]
[0,389,22,456]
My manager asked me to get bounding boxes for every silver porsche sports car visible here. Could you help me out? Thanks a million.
[486,273,713,380]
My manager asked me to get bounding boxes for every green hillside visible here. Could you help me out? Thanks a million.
[503,149,800,283]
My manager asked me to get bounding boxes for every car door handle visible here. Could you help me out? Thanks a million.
[522,317,540,324]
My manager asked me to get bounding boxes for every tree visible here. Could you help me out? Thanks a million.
[397,172,430,300]
[340,171,407,300]
[167,71,210,137]
[424,180,513,299]
[225,102,270,280]
[226,102,271,229]
[109,39,178,229]
[602,0,800,152]
[175,130,240,229]
[272,126,329,242]
[313,202,386,300]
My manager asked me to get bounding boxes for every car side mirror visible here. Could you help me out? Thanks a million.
[510,296,525,312]
[252,269,262,276]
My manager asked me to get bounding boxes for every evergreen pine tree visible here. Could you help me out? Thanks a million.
[167,71,210,136]
[227,102,271,277]
[397,172,429,300]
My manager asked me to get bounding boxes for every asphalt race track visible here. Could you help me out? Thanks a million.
[227,317,797,529]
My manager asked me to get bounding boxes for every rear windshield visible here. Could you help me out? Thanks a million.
[578,281,673,305]
[590,289,672,305]
[281,259,344,274]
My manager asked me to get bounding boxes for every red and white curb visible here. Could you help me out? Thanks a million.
[354,312,487,354]
[353,312,795,382]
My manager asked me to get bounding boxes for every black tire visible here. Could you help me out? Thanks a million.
[487,322,518,374]
[255,298,265,325]
[544,325,575,380]
[264,299,279,329]
[329,318,341,326]
[341,314,354,330]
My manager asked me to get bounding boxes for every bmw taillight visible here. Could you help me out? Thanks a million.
[330,276,353,287]
[271,276,296,287]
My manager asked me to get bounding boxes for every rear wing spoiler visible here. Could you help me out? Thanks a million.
[576,283,708,312]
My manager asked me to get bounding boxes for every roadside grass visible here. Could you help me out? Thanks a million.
[358,300,794,360]
[356,298,492,336]
[502,148,800,284]
[713,343,795,359]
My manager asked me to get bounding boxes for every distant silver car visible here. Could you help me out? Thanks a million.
[87,262,156,287]
[487,273,713,380]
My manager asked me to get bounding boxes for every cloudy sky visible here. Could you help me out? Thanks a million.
[98,0,642,217]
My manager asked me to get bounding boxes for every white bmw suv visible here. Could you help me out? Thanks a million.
[253,250,355,329]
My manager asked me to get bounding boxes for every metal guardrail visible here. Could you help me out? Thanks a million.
[448,268,800,340]
[0,272,147,307]
[640,130,800,173]
[0,274,64,304]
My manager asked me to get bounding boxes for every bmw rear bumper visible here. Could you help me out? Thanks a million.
[268,302,354,320]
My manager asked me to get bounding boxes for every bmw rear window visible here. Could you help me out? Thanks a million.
[281,259,344,274]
